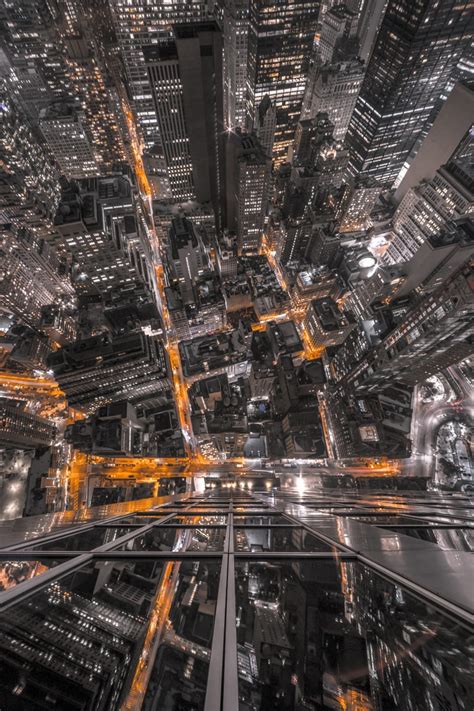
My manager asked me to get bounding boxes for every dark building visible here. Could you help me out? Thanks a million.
[324,383,414,459]
[145,22,225,226]
[0,398,56,449]
[226,130,271,253]
[48,331,172,413]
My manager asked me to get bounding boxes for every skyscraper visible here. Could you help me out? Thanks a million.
[0,399,57,449]
[0,80,62,217]
[341,260,474,390]
[346,0,472,187]
[0,0,125,173]
[39,103,98,179]
[108,0,208,155]
[255,95,277,158]
[304,297,356,349]
[145,22,225,225]
[394,82,474,202]
[319,3,359,64]
[226,131,271,253]
[301,59,365,142]
[222,0,256,131]
[356,0,388,62]
[252,0,320,163]
[383,132,473,265]
[48,331,172,413]
[51,174,157,301]
[0,223,74,330]
[165,216,209,303]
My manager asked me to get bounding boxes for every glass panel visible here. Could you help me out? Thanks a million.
[118,527,226,552]
[234,508,270,513]
[234,515,292,525]
[0,558,220,710]
[27,527,132,551]
[348,515,424,525]
[234,528,331,552]
[185,508,230,513]
[381,527,474,552]
[172,515,227,525]
[410,514,473,525]
[234,559,472,710]
[0,558,63,591]
[113,515,171,525]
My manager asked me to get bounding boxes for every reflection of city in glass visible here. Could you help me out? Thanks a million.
[0,0,473,706]
[234,527,332,552]
[0,491,471,709]
[0,556,219,710]
[235,557,472,710]
[120,526,226,552]
[0,559,61,590]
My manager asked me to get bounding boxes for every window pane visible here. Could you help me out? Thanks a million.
[171,515,227,525]
[0,558,220,711]
[234,527,332,552]
[234,515,293,525]
[348,515,424,525]
[381,527,474,552]
[234,559,471,710]
[118,527,226,552]
[27,527,132,551]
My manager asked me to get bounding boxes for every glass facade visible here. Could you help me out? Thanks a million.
[346,0,473,186]
[0,488,472,709]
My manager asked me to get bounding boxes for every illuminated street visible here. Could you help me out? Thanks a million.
[0,2,472,708]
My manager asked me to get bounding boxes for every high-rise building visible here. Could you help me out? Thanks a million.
[346,264,405,318]
[0,223,74,329]
[0,0,72,112]
[1,0,125,174]
[394,82,474,203]
[324,383,413,458]
[337,177,381,232]
[383,136,473,266]
[165,216,209,303]
[0,398,57,449]
[226,131,271,253]
[394,218,474,298]
[252,0,320,163]
[48,331,172,413]
[289,113,349,220]
[145,22,225,225]
[51,174,157,302]
[346,0,473,187]
[109,0,208,155]
[56,9,127,173]
[329,315,388,383]
[319,3,359,64]
[356,0,388,62]
[255,95,277,158]
[301,59,365,142]
[342,260,474,390]
[0,80,62,217]
[222,0,256,131]
[39,103,98,179]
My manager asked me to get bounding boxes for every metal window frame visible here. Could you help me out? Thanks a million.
[0,490,472,711]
